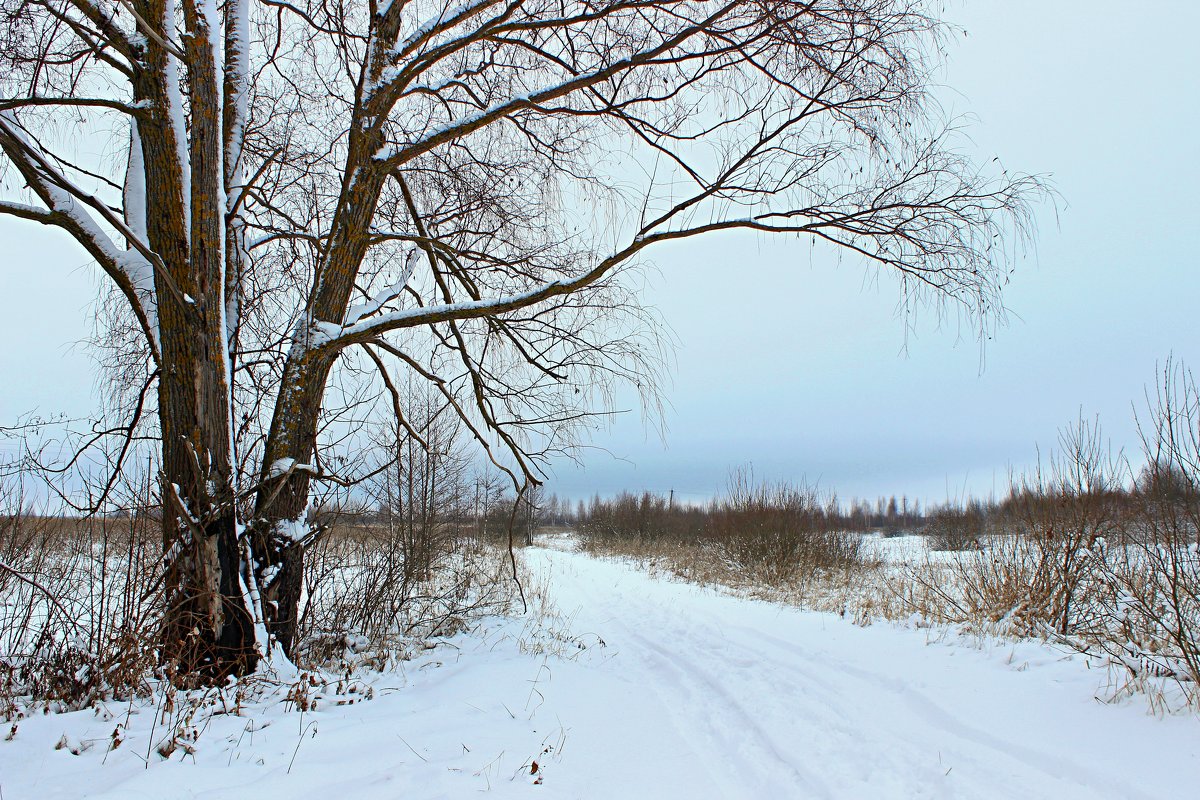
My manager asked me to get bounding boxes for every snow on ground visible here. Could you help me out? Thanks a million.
[863,532,956,565]
[3,536,1198,799]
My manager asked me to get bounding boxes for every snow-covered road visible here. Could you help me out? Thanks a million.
[529,541,1198,799]
[4,540,1197,799]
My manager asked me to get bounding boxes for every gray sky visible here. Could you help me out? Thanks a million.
[543,2,1200,504]
[3,2,1198,505]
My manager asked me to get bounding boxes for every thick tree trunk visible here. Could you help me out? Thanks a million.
[250,122,391,657]
[156,315,259,679]
[160,510,257,678]
[250,352,336,657]
[140,0,259,680]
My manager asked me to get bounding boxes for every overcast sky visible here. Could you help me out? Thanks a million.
[542,1,1200,504]
[2,2,1198,505]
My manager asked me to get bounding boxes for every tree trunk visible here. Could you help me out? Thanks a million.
[147,0,260,679]
[160,510,257,679]
[249,353,335,657]
[249,123,391,657]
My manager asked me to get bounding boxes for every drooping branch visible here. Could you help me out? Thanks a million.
[0,114,163,364]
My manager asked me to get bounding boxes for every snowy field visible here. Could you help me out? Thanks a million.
[2,537,1197,799]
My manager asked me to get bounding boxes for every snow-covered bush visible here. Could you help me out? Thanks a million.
[922,503,987,551]
[1070,365,1200,702]
[708,471,862,583]
[898,383,1200,708]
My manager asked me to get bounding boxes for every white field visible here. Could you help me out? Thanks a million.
[2,535,1198,799]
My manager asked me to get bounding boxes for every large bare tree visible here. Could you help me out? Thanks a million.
[0,0,1043,679]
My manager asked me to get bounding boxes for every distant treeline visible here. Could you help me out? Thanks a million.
[578,488,927,536]
[571,459,1198,550]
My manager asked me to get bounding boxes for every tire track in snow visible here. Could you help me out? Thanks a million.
[564,564,835,798]
[719,624,1157,800]
[619,623,837,799]
[543,546,1166,799]
[620,603,986,796]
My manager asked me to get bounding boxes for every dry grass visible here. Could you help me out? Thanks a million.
[295,523,524,670]
[0,507,162,717]
[0,504,529,718]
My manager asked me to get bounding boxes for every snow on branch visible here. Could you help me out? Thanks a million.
[387,0,501,61]
[109,0,187,60]
[343,249,421,325]
[0,112,162,362]
[66,0,139,57]
[0,97,148,115]
[311,168,1035,354]
[308,278,569,351]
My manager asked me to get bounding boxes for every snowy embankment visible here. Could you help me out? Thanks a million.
[3,537,1197,799]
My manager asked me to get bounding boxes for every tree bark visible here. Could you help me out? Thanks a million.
[141,0,259,678]
[249,120,391,655]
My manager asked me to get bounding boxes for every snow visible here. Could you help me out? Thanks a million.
[342,250,420,325]
[315,279,565,347]
[123,128,148,243]
[224,0,250,368]
[392,0,495,58]
[161,1,190,236]
[2,538,1197,799]
[267,457,295,477]
[365,0,499,99]
[266,458,316,479]
[277,517,309,543]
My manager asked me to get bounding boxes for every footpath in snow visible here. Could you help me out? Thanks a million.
[3,537,1198,799]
